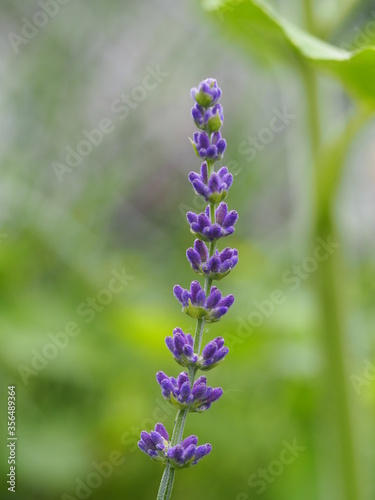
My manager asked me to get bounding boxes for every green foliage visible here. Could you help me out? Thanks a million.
[203,0,375,107]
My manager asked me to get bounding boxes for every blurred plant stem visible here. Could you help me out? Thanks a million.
[303,1,371,498]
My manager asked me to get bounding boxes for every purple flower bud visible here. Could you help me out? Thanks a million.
[138,440,148,453]
[206,288,222,309]
[193,444,212,464]
[165,329,199,367]
[188,162,232,203]
[150,431,164,446]
[200,161,209,183]
[191,78,222,107]
[165,336,175,353]
[215,202,228,225]
[186,203,237,242]
[195,375,207,385]
[168,444,184,463]
[161,379,173,398]
[191,103,205,128]
[141,431,154,448]
[192,383,207,400]
[183,444,196,462]
[216,337,225,348]
[195,239,208,262]
[210,306,228,321]
[156,371,168,384]
[223,210,238,228]
[208,172,221,192]
[207,387,223,403]
[182,344,194,357]
[195,289,206,306]
[177,372,189,388]
[189,280,201,302]
[179,381,191,402]
[204,104,224,133]
[174,331,185,348]
[173,285,183,303]
[174,282,234,322]
[181,289,189,306]
[157,371,222,412]
[186,211,197,224]
[218,294,235,308]
[215,347,229,362]
[182,435,198,448]
[186,241,238,280]
[192,179,209,198]
[155,423,169,441]
[202,341,217,360]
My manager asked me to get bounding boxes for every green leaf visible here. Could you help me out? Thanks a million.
[203,0,375,107]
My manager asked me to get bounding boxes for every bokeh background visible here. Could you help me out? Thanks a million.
[1,0,375,499]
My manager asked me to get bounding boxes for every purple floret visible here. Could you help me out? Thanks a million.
[165,327,198,366]
[191,103,224,133]
[173,280,235,322]
[186,239,238,280]
[156,370,223,412]
[186,202,238,242]
[165,328,229,370]
[191,78,222,108]
[139,423,212,469]
[189,162,233,203]
[191,131,227,161]
[138,423,169,462]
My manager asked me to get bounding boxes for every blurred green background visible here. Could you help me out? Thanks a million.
[1,0,375,499]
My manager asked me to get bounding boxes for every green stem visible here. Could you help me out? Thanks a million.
[164,468,176,499]
[302,6,368,497]
[303,0,316,34]
[156,162,218,500]
[170,410,188,446]
[156,465,175,500]
[310,108,370,500]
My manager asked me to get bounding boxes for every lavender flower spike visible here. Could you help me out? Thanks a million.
[139,79,240,500]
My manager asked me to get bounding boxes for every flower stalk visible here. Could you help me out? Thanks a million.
[139,78,239,500]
